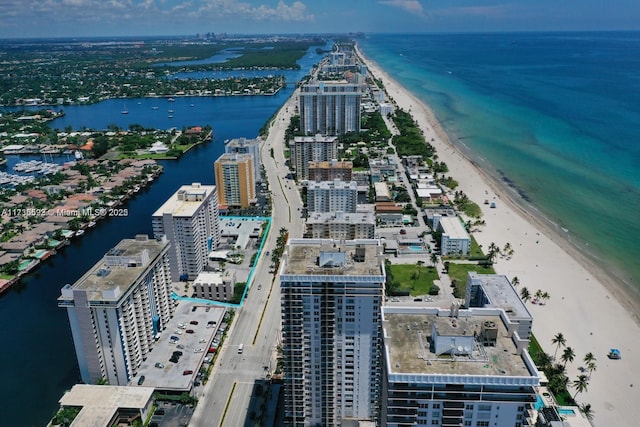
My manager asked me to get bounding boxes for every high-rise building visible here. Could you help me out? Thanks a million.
[225,137,262,183]
[214,153,256,208]
[292,135,339,181]
[307,179,358,213]
[58,235,174,386]
[299,82,361,135]
[381,306,539,427]
[152,183,220,281]
[280,239,385,426]
[308,160,353,182]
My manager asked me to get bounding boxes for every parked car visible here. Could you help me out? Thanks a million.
[137,375,146,385]
[194,348,204,353]
[183,370,193,375]
[177,344,185,349]
[190,321,199,325]
[186,329,195,334]
[173,351,183,356]
[155,363,165,369]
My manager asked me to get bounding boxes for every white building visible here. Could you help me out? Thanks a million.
[58,235,174,386]
[307,179,358,213]
[434,215,471,256]
[281,239,385,426]
[299,82,362,136]
[152,183,220,281]
[292,135,339,180]
[305,211,376,240]
[381,306,540,427]
[192,270,236,302]
[465,272,533,341]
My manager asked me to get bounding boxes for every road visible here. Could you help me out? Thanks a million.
[189,91,305,427]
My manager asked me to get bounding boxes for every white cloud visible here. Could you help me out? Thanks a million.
[378,0,424,15]
[194,0,314,22]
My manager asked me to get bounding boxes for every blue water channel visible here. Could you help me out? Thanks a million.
[0,43,327,427]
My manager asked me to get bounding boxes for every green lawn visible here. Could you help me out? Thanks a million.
[447,263,496,298]
[469,235,485,258]
[388,263,439,296]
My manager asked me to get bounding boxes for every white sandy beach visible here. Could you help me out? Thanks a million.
[357,46,640,426]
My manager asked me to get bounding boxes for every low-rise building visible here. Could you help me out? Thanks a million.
[56,384,155,427]
[192,270,237,302]
[305,211,376,239]
[434,215,470,256]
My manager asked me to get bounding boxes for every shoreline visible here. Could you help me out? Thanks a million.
[356,44,640,425]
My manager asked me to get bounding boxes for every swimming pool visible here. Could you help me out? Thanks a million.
[558,408,576,416]
[408,246,424,251]
[534,394,545,410]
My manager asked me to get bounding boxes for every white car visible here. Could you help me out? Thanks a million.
[194,348,204,353]
[174,330,183,335]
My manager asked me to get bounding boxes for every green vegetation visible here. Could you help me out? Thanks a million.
[153,391,198,406]
[51,406,81,426]
[230,282,247,304]
[453,191,482,218]
[386,261,439,296]
[219,41,315,69]
[469,235,486,258]
[391,109,435,158]
[447,263,496,298]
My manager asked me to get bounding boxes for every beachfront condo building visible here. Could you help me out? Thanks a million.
[465,272,533,341]
[299,82,361,136]
[58,235,174,386]
[152,183,220,281]
[433,214,471,256]
[306,179,358,214]
[381,306,540,427]
[214,153,256,208]
[280,239,385,426]
[308,160,353,182]
[224,137,262,183]
[305,211,376,240]
[291,135,338,181]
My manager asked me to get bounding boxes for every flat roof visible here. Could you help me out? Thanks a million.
[438,216,469,240]
[59,235,168,302]
[306,211,375,225]
[59,384,154,427]
[152,183,215,218]
[282,239,383,277]
[130,301,226,392]
[382,307,533,378]
[467,272,532,321]
[307,180,357,190]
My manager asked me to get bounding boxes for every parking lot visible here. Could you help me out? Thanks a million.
[130,301,226,392]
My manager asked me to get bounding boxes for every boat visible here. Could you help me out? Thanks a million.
[121,103,129,114]
[74,150,84,160]
[75,230,85,237]
[168,97,175,102]
[152,106,159,110]
[168,109,174,113]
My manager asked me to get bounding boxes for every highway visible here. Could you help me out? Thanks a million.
[189,91,305,427]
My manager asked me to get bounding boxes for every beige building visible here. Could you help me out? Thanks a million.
[308,160,353,182]
[56,384,155,427]
[214,153,256,208]
[305,211,376,239]
[291,135,338,180]
[192,270,237,302]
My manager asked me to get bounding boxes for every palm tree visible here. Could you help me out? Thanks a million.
[537,352,554,371]
[561,346,576,368]
[534,289,543,304]
[541,291,551,305]
[572,374,590,399]
[430,252,438,267]
[552,333,567,359]
[580,403,594,421]
[519,287,531,303]
[586,361,597,379]
[511,276,520,288]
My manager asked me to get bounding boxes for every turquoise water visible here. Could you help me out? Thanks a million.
[408,246,425,251]
[535,394,545,410]
[359,32,640,299]
[558,408,576,415]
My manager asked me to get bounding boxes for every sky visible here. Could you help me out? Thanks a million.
[0,0,639,39]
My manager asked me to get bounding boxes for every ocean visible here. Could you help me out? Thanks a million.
[358,32,640,298]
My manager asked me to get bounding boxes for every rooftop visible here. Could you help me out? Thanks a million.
[306,211,375,225]
[152,182,215,218]
[307,179,357,190]
[59,384,154,427]
[382,307,536,379]
[58,235,168,302]
[467,272,532,321]
[282,239,384,277]
[438,216,469,240]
